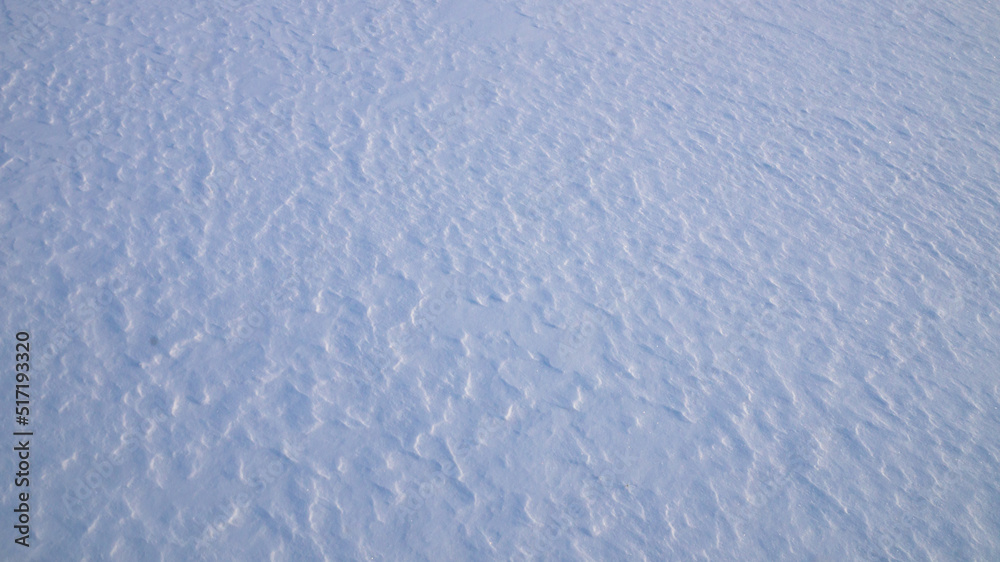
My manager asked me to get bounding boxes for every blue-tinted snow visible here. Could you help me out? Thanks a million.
[2,0,999,559]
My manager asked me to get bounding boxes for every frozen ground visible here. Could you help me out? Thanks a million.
[2,0,999,559]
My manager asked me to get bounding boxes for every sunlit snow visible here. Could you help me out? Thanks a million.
[2,0,998,559]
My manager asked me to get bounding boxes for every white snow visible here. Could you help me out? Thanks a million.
[2,0,999,559]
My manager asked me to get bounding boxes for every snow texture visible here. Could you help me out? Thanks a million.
[2,0,999,560]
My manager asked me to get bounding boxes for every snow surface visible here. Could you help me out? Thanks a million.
[2,0,999,559]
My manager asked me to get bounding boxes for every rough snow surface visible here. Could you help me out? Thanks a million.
[2,0,999,560]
